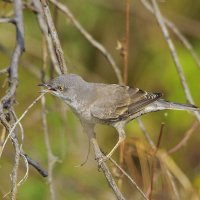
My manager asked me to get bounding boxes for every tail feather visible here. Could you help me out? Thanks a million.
[155,99,199,111]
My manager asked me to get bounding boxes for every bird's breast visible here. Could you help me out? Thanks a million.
[67,99,94,123]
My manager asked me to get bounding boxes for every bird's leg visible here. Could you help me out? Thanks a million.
[81,122,104,162]
[101,127,126,162]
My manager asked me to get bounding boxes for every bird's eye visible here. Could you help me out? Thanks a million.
[57,85,64,91]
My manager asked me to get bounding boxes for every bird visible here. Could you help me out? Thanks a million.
[39,73,199,162]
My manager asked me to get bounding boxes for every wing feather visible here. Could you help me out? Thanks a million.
[91,85,162,122]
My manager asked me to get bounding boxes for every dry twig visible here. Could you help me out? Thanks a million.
[0,17,14,24]
[0,68,8,75]
[140,0,200,69]
[49,0,123,84]
[40,0,68,74]
[168,121,199,154]
[0,94,45,159]
[0,0,24,198]
[151,0,200,124]
[31,0,62,75]
[110,157,148,200]
[137,118,155,148]
[90,138,126,200]
[41,38,57,200]
[118,0,131,188]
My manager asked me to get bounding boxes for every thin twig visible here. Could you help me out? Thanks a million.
[41,37,57,200]
[137,118,155,148]
[3,147,29,199]
[151,0,200,122]
[40,0,67,74]
[0,116,47,177]
[31,0,61,75]
[149,123,165,199]
[49,0,123,84]
[165,19,200,69]
[53,0,59,29]
[0,17,14,24]
[168,121,199,154]
[0,93,45,158]
[123,0,130,85]
[10,135,20,200]
[41,94,57,200]
[109,157,149,200]
[140,0,200,69]
[0,68,8,75]
[22,153,48,177]
[119,0,131,188]
[0,0,25,198]
[16,153,29,186]
[10,111,29,191]
[11,111,24,143]
[90,138,126,200]
[155,123,165,150]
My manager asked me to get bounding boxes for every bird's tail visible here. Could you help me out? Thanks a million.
[154,99,199,112]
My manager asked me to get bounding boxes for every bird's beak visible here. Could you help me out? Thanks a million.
[38,83,56,92]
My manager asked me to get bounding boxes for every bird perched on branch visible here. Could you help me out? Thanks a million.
[39,74,199,162]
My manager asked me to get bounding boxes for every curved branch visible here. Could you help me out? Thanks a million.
[151,0,200,122]
[49,0,123,84]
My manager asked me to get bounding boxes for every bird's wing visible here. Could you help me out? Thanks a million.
[91,85,162,122]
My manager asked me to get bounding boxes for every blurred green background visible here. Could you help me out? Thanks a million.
[0,0,200,199]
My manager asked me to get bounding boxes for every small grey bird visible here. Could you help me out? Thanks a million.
[39,74,199,161]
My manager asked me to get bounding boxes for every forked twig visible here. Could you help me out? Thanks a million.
[168,121,199,154]
[151,0,200,123]
[31,0,61,75]
[109,157,149,200]
[49,0,123,84]
[0,93,45,158]
[41,38,57,200]
[40,0,68,74]
[140,0,200,69]
[119,0,131,188]
[152,0,200,122]
[90,138,126,200]
[0,0,25,198]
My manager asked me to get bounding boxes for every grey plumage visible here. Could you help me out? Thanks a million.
[40,73,199,161]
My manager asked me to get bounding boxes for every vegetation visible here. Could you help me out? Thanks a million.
[0,0,200,199]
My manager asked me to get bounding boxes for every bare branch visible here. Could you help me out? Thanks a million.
[49,0,123,84]
[10,135,20,200]
[109,157,149,200]
[41,94,57,200]
[137,119,155,148]
[151,0,200,122]
[168,121,199,154]
[0,94,45,159]
[123,0,130,85]
[22,153,48,177]
[165,19,200,69]
[0,17,14,24]
[0,68,8,75]
[140,0,200,69]
[0,0,25,198]
[41,38,57,200]
[31,0,61,75]
[118,0,131,188]
[40,0,68,74]
[90,138,126,200]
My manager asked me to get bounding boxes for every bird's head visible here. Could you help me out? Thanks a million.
[39,74,84,103]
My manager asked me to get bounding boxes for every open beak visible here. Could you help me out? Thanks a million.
[38,83,57,92]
